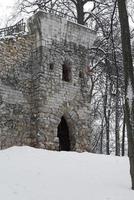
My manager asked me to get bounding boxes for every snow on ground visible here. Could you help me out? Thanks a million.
[0,146,133,200]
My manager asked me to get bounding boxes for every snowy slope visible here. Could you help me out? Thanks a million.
[0,146,133,200]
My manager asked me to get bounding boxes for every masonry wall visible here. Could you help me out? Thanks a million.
[0,11,96,152]
[28,11,96,152]
[0,34,34,148]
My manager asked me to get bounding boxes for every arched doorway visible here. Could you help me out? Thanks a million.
[57,116,70,151]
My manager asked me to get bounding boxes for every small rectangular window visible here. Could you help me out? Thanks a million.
[62,63,72,82]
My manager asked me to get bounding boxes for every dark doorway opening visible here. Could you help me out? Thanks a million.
[57,116,70,151]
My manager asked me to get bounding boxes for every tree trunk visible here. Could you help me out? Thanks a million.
[111,30,121,156]
[76,0,85,25]
[122,110,125,156]
[104,74,110,155]
[100,118,104,154]
[117,0,134,189]
[115,79,120,156]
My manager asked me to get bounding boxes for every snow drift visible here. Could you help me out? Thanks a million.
[0,146,133,200]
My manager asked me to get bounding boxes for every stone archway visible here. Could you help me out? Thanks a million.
[57,116,70,151]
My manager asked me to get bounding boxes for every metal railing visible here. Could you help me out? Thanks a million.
[34,5,77,23]
[0,19,26,38]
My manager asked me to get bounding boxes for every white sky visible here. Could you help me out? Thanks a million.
[0,0,133,29]
[0,0,17,27]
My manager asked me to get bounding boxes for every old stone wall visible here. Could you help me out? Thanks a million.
[0,11,96,152]
[28,11,96,152]
[0,34,35,148]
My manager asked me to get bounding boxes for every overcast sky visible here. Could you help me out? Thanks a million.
[0,0,15,10]
[0,0,17,27]
[0,0,134,29]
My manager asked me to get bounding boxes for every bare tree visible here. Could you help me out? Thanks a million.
[117,0,134,190]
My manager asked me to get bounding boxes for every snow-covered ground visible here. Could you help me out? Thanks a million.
[0,146,133,200]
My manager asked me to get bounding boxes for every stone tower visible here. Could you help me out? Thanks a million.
[0,11,96,152]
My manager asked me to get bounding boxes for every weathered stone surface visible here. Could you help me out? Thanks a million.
[0,11,96,152]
